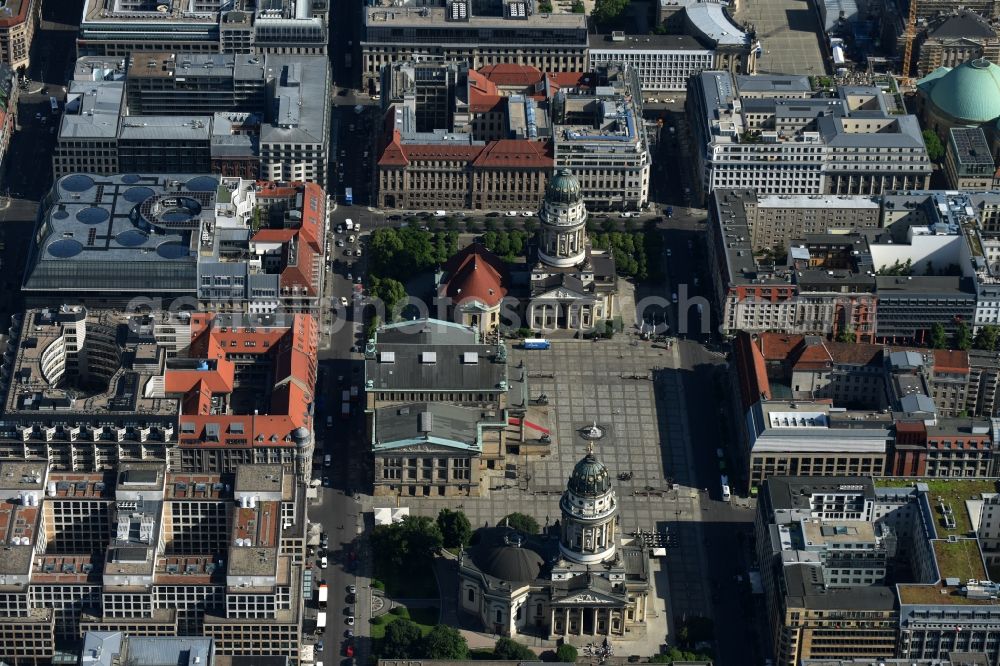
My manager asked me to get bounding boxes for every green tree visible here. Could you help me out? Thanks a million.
[555,644,578,662]
[538,0,553,10]
[591,0,629,25]
[835,327,856,343]
[381,618,423,658]
[422,625,469,659]
[493,637,536,660]
[923,129,944,161]
[929,322,948,349]
[437,508,473,548]
[370,276,408,322]
[364,315,381,342]
[371,515,444,570]
[974,324,1000,351]
[502,512,540,534]
[571,0,584,11]
[483,218,498,233]
[954,321,973,351]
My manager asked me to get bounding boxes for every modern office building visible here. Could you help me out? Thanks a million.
[0,460,307,665]
[688,73,931,203]
[655,0,759,74]
[743,400,891,487]
[54,54,329,184]
[552,64,650,211]
[78,0,327,57]
[735,190,882,252]
[754,477,898,666]
[360,0,588,94]
[0,306,318,478]
[944,127,997,191]
[707,190,878,341]
[588,33,714,92]
[364,319,511,498]
[757,476,1000,666]
[23,174,327,314]
[0,0,39,71]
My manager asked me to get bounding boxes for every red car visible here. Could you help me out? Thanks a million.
[345,646,355,658]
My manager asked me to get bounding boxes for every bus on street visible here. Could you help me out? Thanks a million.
[523,338,551,350]
[344,187,353,205]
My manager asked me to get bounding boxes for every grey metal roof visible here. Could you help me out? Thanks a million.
[763,476,876,511]
[367,342,507,392]
[259,55,329,146]
[121,635,213,666]
[927,9,996,39]
[81,632,124,666]
[783,563,896,610]
[588,33,708,51]
[376,319,480,346]
[59,80,124,139]
[118,116,211,142]
[374,401,492,452]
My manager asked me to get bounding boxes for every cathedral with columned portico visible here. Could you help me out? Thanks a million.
[457,447,649,641]
[527,169,618,331]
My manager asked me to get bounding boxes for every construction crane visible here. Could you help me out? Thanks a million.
[901,0,918,86]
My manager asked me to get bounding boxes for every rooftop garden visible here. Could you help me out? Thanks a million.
[875,478,997,535]
[934,538,987,582]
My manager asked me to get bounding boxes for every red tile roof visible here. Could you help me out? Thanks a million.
[932,349,970,374]
[473,139,552,168]
[439,243,510,308]
[468,69,504,113]
[166,313,318,449]
[378,128,409,167]
[478,63,545,88]
[248,181,325,297]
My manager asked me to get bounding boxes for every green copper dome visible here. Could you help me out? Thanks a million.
[923,58,1000,124]
[546,169,582,205]
[568,450,611,497]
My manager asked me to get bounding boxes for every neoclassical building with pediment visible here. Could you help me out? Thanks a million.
[457,448,650,641]
[528,169,618,332]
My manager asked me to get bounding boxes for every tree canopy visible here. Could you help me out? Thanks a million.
[502,512,540,534]
[975,324,1000,352]
[368,228,459,282]
[922,129,944,161]
[381,618,424,658]
[370,276,408,322]
[493,637,536,660]
[929,322,948,350]
[555,644,578,662]
[371,515,444,570]
[954,322,972,351]
[421,625,469,659]
[437,509,473,548]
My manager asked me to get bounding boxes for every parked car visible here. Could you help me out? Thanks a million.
[505,211,518,217]
[433,210,447,217]
[346,616,355,626]
[340,296,349,307]
[320,556,328,568]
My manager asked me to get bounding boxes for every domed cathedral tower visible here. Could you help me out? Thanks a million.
[559,446,618,565]
[538,169,588,268]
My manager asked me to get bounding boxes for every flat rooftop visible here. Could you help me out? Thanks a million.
[23,174,223,295]
[802,519,877,547]
[2,306,177,419]
[364,4,587,30]
[755,193,881,210]
[588,33,708,51]
[876,478,997,535]
[374,402,490,452]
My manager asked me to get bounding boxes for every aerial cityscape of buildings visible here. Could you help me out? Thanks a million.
[9,0,1000,664]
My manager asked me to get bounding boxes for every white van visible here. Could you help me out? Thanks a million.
[344,218,354,231]
[324,454,332,467]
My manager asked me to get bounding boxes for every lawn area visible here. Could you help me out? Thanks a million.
[934,538,987,582]
[370,606,440,640]
[876,478,998,535]
[374,560,439,599]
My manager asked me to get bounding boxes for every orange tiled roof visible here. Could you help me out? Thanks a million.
[167,313,317,448]
[473,139,552,168]
[440,243,509,308]
[932,349,970,374]
[478,63,545,87]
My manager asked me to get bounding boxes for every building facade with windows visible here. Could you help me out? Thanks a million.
[0,460,307,665]
[361,0,588,94]
[587,34,714,92]
[364,319,510,498]
[458,449,649,642]
[0,0,39,71]
[688,73,931,203]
